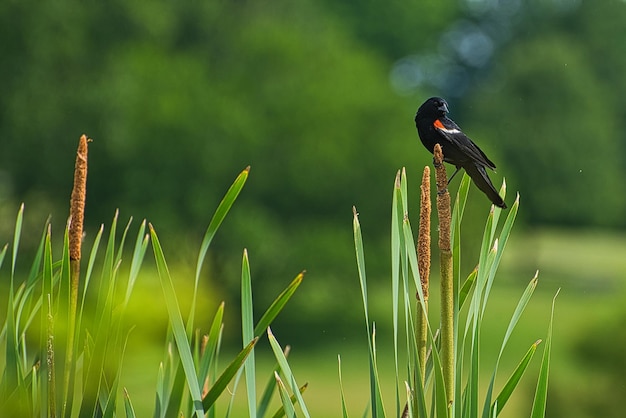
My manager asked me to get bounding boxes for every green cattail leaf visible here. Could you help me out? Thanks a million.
[253,272,303,338]
[531,289,559,418]
[492,339,541,416]
[191,167,249,333]
[202,337,258,410]
[150,225,204,416]
[267,328,310,418]
[241,249,257,418]
[273,372,296,418]
[123,388,137,418]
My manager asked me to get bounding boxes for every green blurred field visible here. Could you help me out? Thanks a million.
[116,227,626,417]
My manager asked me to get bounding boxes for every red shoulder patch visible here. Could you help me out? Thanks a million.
[433,119,445,129]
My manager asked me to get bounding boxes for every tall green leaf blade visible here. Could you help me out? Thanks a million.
[123,388,137,418]
[198,302,224,392]
[273,373,296,418]
[390,170,402,412]
[459,269,477,310]
[191,167,249,333]
[150,225,204,417]
[451,173,471,248]
[3,204,25,397]
[353,207,386,417]
[241,249,257,418]
[482,195,520,311]
[353,207,370,327]
[531,289,559,418]
[482,273,538,417]
[270,383,308,418]
[492,339,541,416]
[163,357,187,418]
[80,212,121,417]
[257,356,284,418]
[125,220,149,306]
[430,330,449,418]
[202,337,258,410]
[338,355,350,418]
[11,203,24,279]
[267,328,310,418]
[253,272,304,337]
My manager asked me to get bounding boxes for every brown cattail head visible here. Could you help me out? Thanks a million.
[417,166,431,300]
[69,134,89,261]
[433,144,451,252]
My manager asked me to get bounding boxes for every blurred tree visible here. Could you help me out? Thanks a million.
[0,0,424,341]
[547,305,626,418]
[2,0,626,346]
[462,0,626,227]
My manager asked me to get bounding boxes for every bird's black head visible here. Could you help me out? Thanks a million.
[416,97,449,119]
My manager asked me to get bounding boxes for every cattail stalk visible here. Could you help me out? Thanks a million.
[433,144,454,405]
[63,134,89,415]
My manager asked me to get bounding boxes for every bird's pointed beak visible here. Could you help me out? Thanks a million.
[438,102,449,114]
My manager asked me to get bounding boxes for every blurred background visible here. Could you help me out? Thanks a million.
[1,0,625,416]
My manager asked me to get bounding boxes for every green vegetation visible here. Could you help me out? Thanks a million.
[1,1,626,416]
[0,164,308,416]
[348,164,556,417]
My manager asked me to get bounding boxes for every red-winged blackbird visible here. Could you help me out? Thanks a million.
[415,97,506,209]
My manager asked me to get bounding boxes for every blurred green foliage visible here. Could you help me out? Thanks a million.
[1,0,625,346]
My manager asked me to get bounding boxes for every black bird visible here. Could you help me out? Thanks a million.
[415,97,506,209]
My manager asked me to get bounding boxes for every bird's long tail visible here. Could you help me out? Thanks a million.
[463,163,507,209]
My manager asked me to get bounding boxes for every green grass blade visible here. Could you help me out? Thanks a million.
[37,226,53,415]
[267,328,310,418]
[80,213,122,417]
[11,203,24,280]
[370,323,386,418]
[125,220,149,306]
[531,289,559,418]
[202,337,258,410]
[338,355,350,418]
[3,255,19,399]
[149,224,204,416]
[459,269,477,310]
[191,167,249,332]
[79,225,104,322]
[258,354,286,418]
[390,170,402,410]
[153,362,165,418]
[492,339,541,416]
[26,219,50,287]
[114,215,133,270]
[163,356,187,418]
[430,329,450,418]
[241,249,257,418]
[353,207,370,327]
[481,195,520,313]
[102,329,134,418]
[59,225,74,417]
[198,302,224,393]
[273,372,296,418]
[270,382,308,418]
[353,207,386,417]
[451,174,471,247]
[2,204,25,397]
[123,388,137,418]
[482,273,538,417]
[498,273,538,358]
[253,272,304,337]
